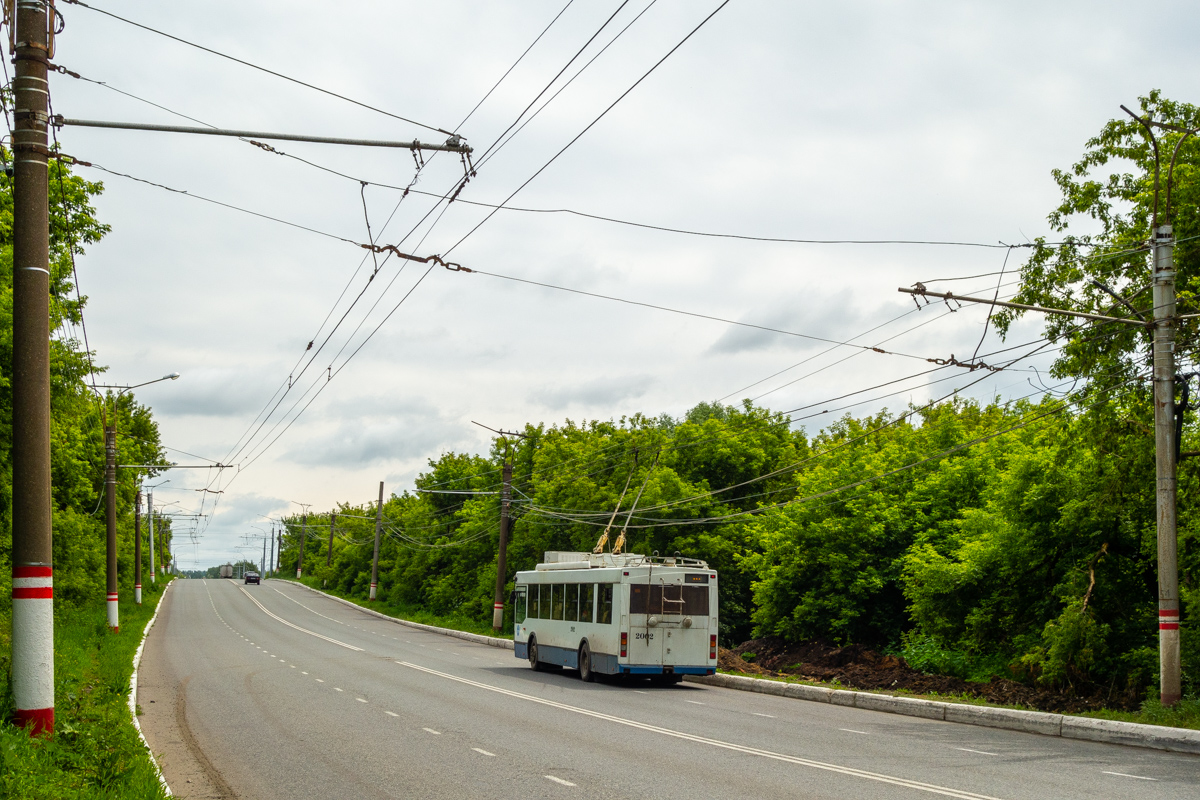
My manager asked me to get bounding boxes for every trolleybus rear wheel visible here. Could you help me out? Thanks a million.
[528,635,544,671]
[578,642,594,683]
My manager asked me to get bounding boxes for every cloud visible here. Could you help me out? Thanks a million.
[530,374,655,411]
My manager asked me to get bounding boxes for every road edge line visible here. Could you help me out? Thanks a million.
[683,672,1200,755]
[130,579,174,796]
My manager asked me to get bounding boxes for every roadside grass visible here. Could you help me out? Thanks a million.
[285,577,513,639]
[0,581,171,800]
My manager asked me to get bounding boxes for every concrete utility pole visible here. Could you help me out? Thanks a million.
[493,461,513,630]
[10,0,55,735]
[296,514,307,578]
[105,425,119,631]
[1153,223,1182,705]
[147,490,156,584]
[327,512,336,567]
[369,482,384,600]
[276,530,282,571]
[262,536,267,575]
[134,492,143,605]
[268,526,275,577]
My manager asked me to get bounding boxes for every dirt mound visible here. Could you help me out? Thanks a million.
[724,638,1140,714]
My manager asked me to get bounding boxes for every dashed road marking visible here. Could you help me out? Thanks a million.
[423,728,440,735]
[545,775,576,787]
[386,711,399,717]
[315,679,324,683]
[840,729,869,735]
[956,748,997,756]
[685,700,705,705]
[301,671,308,675]
[472,748,495,756]
[334,687,344,692]
[356,698,368,703]
[1102,771,1158,781]
[753,713,775,718]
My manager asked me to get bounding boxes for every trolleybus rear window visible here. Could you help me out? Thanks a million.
[629,583,709,616]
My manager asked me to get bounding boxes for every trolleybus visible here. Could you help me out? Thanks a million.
[513,551,718,682]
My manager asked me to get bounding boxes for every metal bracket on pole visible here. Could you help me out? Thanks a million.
[898,286,1149,327]
[52,117,473,154]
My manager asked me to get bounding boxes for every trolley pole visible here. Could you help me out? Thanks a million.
[1153,222,1182,706]
[296,514,307,578]
[492,461,513,630]
[134,492,143,605]
[369,482,384,600]
[105,425,119,631]
[327,512,336,567]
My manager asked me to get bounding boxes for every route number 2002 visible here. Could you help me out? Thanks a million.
[634,632,654,641]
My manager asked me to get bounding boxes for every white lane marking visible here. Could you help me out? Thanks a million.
[423,728,441,735]
[545,776,576,787]
[1102,771,1158,781]
[268,584,352,626]
[238,587,363,651]
[386,711,399,717]
[753,713,775,718]
[840,729,869,734]
[685,700,705,705]
[334,688,344,692]
[289,665,296,669]
[472,748,496,757]
[631,690,647,694]
[398,661,1002,800]
[301,672,308,675]
[316,679,325,683]
[356,698,368,703]
[956,748,997,756]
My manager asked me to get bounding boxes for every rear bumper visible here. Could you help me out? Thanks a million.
[618,665,715,676]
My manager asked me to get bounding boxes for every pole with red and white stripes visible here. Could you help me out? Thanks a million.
[105,425,119,631]
[369,482,383,600]
[10,0,54,735]
[134,490,143,605]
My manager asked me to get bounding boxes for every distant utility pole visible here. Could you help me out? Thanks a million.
[261,536,267,575]
[327,512,336,567]
[369,483,384,600]
[105,425,119,631]
[10,0,55,735]
[896,108,1196,707]
[147,489,156,585]
[296,513,307,578]
[134,491,143,605]
[276,530,282,571]
[473,422,528,631]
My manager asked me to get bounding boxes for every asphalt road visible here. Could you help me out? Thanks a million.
[137,579,1199,800]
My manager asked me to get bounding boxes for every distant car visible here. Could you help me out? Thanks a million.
[244,571,260,585]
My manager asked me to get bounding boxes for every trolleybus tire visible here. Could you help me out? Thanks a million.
[578,642,594,683]
[528,635,544,671]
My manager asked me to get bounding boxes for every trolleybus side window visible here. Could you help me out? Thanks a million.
[551,584,564,620]
[536,583,548,619]
[580,584,594,623]
[598,584,613,624]
[565,584,579,622]
[515,587,527,624]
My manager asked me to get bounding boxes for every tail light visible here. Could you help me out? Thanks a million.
[709,634,717,660]
[620,632,628,658]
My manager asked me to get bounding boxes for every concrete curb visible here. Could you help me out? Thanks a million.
[282,580,515,651]
[278,581,1200,756]
[683,672,1200,755]
[129,579,174,796]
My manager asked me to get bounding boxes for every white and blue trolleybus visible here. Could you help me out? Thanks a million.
[514,552,718,682]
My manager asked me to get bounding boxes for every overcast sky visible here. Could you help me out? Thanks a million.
[44,0,1200,569]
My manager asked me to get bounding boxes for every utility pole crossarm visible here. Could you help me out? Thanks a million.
[897,287,1149,327]
[54,117,473,153]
